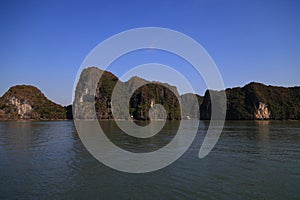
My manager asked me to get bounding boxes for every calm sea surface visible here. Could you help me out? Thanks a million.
[0,120,299,199]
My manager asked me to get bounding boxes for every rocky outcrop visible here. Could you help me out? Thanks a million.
[0,85,70,120]
[74,67,183,120]
[180,93,203,119]
[9,96,32,119]
[255,102,270,119]
[200,82,300,120]
[200,90,227,120]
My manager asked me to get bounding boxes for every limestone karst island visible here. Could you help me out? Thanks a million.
[0,67,299,121]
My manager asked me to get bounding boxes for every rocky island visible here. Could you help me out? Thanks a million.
[0,67,299,120]
[0,85,72,120]
[201,82,300,120]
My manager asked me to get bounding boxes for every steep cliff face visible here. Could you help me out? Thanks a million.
[95,70,119,119]
[255,102,270,119]
[200,90,227,120]
[0,85,69,120]
[180,93,203,119]
[8,96,32,119]
[75,67,184,120]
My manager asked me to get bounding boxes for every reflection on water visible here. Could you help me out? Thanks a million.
[256,120,270,143]
[0,120,300,199]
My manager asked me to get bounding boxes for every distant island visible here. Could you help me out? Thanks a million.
[0,67,299,120]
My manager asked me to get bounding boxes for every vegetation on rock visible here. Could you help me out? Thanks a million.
[0,85,71,120]
[130,83,181,120]
[200,82,300,120]
[1,68,299,121]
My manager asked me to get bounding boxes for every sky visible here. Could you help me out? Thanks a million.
[0,0,299,105]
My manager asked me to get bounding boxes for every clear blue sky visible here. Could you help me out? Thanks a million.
[1,0,299,105]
